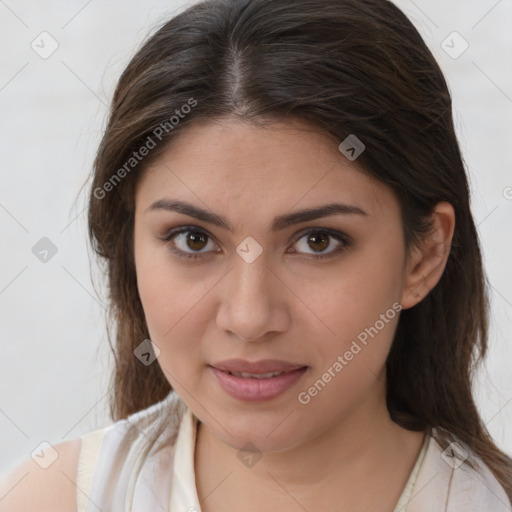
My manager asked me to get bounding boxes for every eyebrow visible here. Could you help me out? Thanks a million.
[145,199,367,232]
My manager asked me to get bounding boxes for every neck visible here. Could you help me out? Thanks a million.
[194,380,426,512]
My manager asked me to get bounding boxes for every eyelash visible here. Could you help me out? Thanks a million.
[159,226,351,261]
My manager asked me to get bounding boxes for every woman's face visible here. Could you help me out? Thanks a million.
[134,118,412,452]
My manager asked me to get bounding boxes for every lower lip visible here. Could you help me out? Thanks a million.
[210,366,308,402]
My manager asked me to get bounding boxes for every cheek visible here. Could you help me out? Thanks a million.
[135,247,175,334]
[299,234,404,376]
[135,234,191,346]
[295,273,401,419]
[134,234,220,386]
[137,269,208,348]
[135,229,198,329]
[136,260,205,388]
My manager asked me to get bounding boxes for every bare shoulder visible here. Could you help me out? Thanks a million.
[0,438,82,512]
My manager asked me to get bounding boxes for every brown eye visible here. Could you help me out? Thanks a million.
[185,231,209,251]
[307,232,330,253]
[162,227,218,260]
[292,229,349,259]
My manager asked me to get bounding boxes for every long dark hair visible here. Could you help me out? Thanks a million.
[87,0,512,498]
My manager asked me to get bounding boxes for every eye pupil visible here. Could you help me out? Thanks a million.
[187,231,208,250]
[308,232,330,252]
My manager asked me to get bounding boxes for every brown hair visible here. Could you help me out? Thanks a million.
[87,0,512,499]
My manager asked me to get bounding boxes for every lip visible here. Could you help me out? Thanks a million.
[209,359,308,402]
[211,358,306,374]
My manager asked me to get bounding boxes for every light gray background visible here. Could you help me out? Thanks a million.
[1,0,511,475]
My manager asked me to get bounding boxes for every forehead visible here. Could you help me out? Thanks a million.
[135,118,399,221]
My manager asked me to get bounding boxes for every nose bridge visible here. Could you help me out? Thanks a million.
[231,246,272,309]
[217,245,283,342]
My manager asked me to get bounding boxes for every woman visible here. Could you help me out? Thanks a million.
[2,0,511,510]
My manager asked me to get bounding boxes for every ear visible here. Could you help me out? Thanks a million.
[400,201,455,310]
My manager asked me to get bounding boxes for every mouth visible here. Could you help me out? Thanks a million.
[209,359,309,402]
[220,370,291,379]
[211,358,307,374]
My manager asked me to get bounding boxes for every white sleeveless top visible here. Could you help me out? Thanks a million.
[76,390,511,512]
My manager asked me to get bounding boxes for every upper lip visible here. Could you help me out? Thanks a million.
[211,359,307,374]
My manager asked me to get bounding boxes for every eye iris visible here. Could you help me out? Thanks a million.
[308,232,330,252]
[187,231,208,251]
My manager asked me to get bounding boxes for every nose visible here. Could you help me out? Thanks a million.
[215,251,289,343]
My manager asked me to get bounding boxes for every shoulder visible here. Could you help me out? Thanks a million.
[448,447,511,510]
[0,438,82,512]
[0,391,185,512]
[412,432,511,511]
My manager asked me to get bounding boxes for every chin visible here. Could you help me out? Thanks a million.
[204,407,308,453]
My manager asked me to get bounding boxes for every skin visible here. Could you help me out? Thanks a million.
[0,438,81,511]
[133,117,455,512]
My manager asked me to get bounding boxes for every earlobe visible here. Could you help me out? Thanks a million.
[400,202,455,310]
